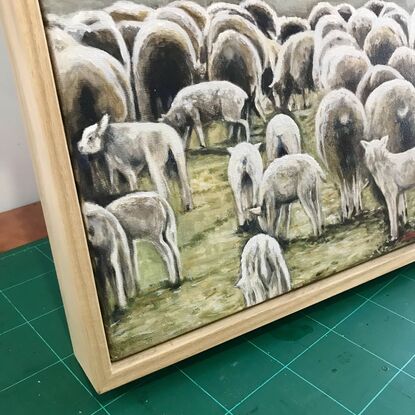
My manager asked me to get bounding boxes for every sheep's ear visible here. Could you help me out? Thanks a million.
[380,135,389,148]
[254,143,262,151]
[227,147,234,155]
[249,206,262,216]
[97,114,110,135]
[360,140,369,150]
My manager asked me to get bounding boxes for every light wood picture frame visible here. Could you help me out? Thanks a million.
[2,0,415,393]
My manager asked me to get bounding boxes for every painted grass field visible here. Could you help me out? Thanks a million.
[107,95,415,361]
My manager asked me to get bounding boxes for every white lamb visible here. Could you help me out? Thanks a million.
[265,114,301,165]
[227,143,263,231]
[361,135,415,241]
[236,234,291,307]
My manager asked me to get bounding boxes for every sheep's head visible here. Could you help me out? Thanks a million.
[82,202,108,247]
[78,114,110,155]
[360,135,389,166]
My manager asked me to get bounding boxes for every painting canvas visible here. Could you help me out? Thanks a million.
[37,0,415,362]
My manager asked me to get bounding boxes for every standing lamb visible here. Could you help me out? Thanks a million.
[209,30,267,122]
[132,19,199,121]
[270,31,315,110]
[236,234,291,307]
[356,64,403,104]
[227,142,263,231]
[320,45,370,93]
[78,115,193,211]
[82,202,137,318]
[250,154,325,239]
[160,81,250,147]
[347,7,377,48]
[316,89,368,220]
[265,114,301,164]
[365,79,415,153]
[361,136,415,240]
[107,192,182,288]
[364,17,407,65]
[388,46,415,86]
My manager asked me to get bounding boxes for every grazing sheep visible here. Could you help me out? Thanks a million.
[117,20,143,55]
[316,89,368,220]
[313,29,358,88]
[361,136,415,240]
[82,202,136,317]
[277,16,310,44]
[320,45,370,93]
[270,31,314,110]
[337,3,356,22]
[170,0,209,31]
[365,79,415,153]
[207,2,256,25]
[132,19,199,121]
[147,6,204,63]
[308,2,339,30]
[51,44,135,200]
[104,1,153,22]
[107,192,182,288]
[160,81,250,147]
[240,0,279,38]
[347,7,377,48]
[356,64,403,104]
[61,10,131,74]
[236,234,291,307]
[209,30,267,121]
[389,46,415,86]
[250,154,325,239]
[78,115,193,211]
[227,143,263,230]
[364,17,407,65]
[265,114,301,164]
[364,0,385,16]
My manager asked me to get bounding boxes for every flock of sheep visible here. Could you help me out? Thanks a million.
[46,0,415,319]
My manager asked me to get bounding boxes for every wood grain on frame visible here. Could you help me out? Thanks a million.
[2,0,415,393]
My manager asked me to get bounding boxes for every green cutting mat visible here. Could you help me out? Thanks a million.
[1,239,415,414]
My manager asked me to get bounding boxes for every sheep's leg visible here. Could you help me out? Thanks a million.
[191,110,206,148]
[299,193,319,237]
[111,251,128,310]
[236,119,250,142]
[173,149,193,211]
[278,204,291,239]
[398,193,408,225]
[153,238,180,288]
[385,192,399,241]
[146,154,169,200]
[183,126,192,149]
[254,94,267,122]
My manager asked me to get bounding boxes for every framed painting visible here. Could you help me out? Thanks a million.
[2,0,415,392]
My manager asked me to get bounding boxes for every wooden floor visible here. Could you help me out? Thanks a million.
[0,202,47,252]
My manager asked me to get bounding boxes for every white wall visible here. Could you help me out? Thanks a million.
[0,28,39,213]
